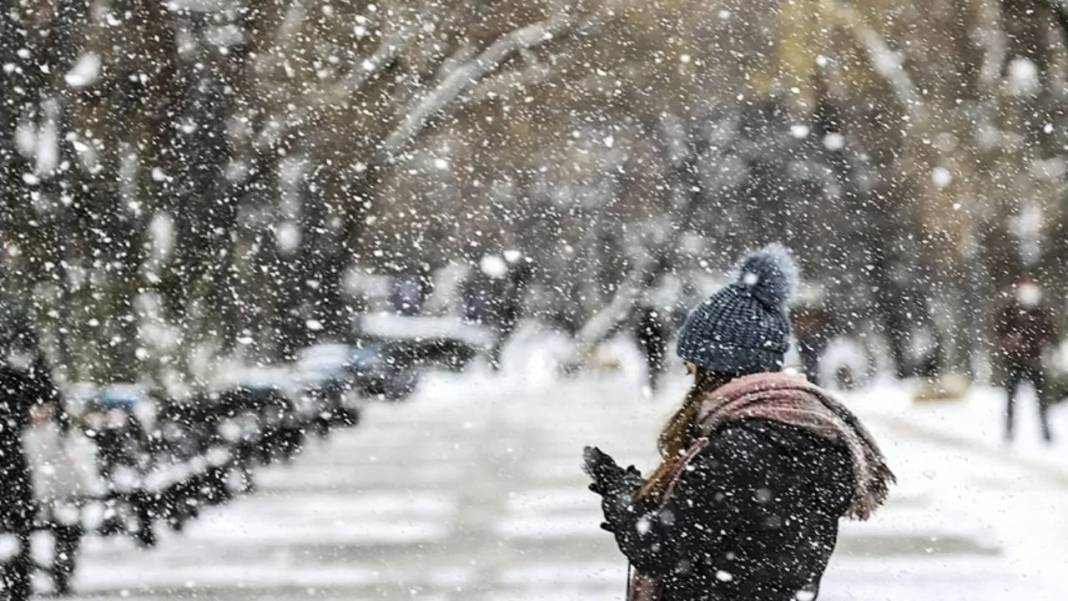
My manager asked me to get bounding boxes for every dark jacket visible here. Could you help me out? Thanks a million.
[609,419,854,601]
[0,365,37,532]
[995,302,1057,369]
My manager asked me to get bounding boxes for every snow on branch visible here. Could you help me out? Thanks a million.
[379,10,576,158]
[323,25,413,104]
[972,0,1007,90]
[567,113,701,363]
[1040,0,1068,47]
[462,53,573,107]
[831,2,925,120]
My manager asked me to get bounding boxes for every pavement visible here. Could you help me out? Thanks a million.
[59,369,1067,601]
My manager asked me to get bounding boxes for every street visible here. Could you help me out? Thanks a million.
[65,371,1066,601]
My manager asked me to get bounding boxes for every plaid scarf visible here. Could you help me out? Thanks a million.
[696,371,894,520]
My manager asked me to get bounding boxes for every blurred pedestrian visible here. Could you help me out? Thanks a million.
[584,244,893,601]
[389,271,432,316]
[464,252,532,370]
[792,300,832,386]
[492,251,533,370]
[0,360,38,601]
[635,305,668,394]
[995,277,1057,444]
[23,402,101,595]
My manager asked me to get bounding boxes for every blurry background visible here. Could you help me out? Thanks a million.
[3,0,1068,386]
[4,2,1068,601]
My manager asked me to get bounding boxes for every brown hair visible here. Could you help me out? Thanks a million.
[639,369,736,499]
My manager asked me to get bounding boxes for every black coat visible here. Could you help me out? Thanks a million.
[608,419,855,601]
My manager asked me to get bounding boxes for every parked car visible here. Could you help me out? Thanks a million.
[359,313,491,371]
[297,342,419,402]
[348,341,419,401]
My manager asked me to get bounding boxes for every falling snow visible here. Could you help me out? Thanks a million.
[1,1,1067,600]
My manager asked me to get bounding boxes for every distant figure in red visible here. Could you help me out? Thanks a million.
[994,277,1057,444]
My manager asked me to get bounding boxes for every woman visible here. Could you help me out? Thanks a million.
[584,244,894,601]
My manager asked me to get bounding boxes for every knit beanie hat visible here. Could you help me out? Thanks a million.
[676,243,798,375]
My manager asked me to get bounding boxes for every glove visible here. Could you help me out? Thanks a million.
[583,446,642,495]
[583,446,645,533]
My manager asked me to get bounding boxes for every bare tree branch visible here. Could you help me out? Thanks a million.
[566,113,703,365]
[462,53,576,107]
[974,0,1008,90]
[322,26,414,104]
[831,2,926,121]
[379,10,576,158]
[1039,0,1068,48]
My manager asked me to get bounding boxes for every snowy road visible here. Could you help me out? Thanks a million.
[65,371,1066,601]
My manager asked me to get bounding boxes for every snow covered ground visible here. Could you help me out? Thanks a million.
[60,345,1068,600]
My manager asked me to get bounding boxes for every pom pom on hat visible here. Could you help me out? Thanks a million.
[735,243,798,310]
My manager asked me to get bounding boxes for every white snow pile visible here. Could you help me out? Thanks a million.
[360,313,494,348]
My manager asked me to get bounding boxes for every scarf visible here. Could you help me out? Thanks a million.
[696,371,894,520]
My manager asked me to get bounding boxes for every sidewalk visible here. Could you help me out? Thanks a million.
[849,378,1068,481]
[825,378,1068,601]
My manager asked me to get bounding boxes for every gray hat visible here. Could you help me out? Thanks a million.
[676,244,798,375]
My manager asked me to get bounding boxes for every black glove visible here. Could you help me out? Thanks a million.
[582,446,617,491]
[583,446,642,493]
[583,446,644,533]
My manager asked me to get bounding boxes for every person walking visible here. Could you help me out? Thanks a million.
[463,252,532,371]
[635,305,669,395]
[23,401,102,595]
[0,362,38,601]
[792,300,832,386]
[583,244,894,601]
[995,277,1057,444]
[490,252,532,371]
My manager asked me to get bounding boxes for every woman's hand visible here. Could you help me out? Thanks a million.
[583,446,646,533]
[585,444,649,538]
[583,446,643,494]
